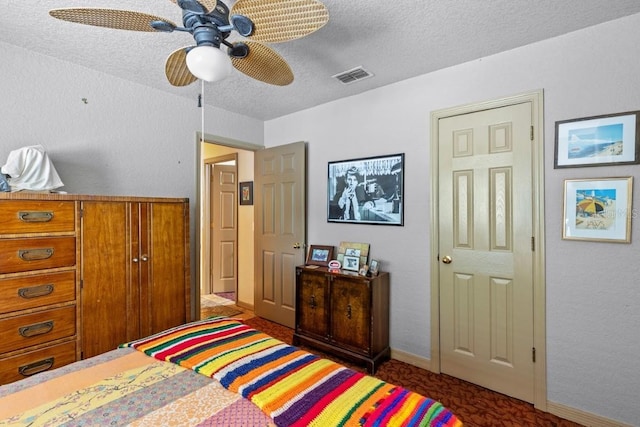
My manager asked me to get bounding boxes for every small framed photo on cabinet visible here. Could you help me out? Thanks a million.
[343,255,360,271]
[369,259,380,276]
[306,245,334,267]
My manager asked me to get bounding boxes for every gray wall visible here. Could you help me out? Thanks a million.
[265,13,640,426]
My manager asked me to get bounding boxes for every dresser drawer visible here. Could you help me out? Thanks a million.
[0,340,76,385]
[0,237,76,274]
[0,201,75,235]
[0,271,76,314]
[0,306,76,354]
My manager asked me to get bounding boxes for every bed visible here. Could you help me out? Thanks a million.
[0,317,461,426]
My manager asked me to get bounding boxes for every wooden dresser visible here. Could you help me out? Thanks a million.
[0,193,190,384]
[293,266,390,373]
[0,199,79,384]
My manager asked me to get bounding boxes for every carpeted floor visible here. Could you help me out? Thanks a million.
[200,305,243,318]
[243,316,584,427]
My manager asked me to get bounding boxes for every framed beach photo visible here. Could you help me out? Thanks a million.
[562,177,633,243]
[327,153,404,225]
[554,111,640,168]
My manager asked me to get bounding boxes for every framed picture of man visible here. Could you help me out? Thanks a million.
[327,153,404,225]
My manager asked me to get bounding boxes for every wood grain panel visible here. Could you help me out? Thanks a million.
[0,237,75,274]
[454,170,473,249]
[0,340,76,385]
[453,273,474,356]
[490,168,512,251]
[490,277,514,367]
[0,201,75,235]
[296,270,329,338]
[0,271,75,314]
[331,277,371,354]
[0,306,75,353]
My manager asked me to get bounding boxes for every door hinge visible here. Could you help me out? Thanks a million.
[532,347,536,363]
[531,236,535,251]
[79,208,83,219]
[530,126,534,141]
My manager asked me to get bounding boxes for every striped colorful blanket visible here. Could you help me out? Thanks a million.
[122,317,462,427]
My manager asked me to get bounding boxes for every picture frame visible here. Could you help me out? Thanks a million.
[358,265,369,276]
[343,255,360,271]
[562,177,633,243]
[554,111,640,168]
[305,245,334,267]
[239,181,253,205]
[369,259,380,276]
[327,153,404,225]
[336,241,369,268]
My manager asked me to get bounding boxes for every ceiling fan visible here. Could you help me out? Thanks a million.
[49,0,329,87]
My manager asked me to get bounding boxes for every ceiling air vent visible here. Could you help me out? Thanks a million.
[332,66,373,84]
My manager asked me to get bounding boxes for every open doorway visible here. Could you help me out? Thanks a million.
[196,135,260,321]
[203,156,238,302]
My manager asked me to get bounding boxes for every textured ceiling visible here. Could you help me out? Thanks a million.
[3,1,640,121]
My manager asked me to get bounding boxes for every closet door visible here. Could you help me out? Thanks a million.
[80,201,138,358]
[139,201,189,337]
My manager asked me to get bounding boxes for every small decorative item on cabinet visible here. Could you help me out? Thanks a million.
[293,265,390,374]
[369,259,380,276]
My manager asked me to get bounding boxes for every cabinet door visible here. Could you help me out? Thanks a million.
[139,202,188,337]
[296,270,329,339]
[80,201,137,358]
[330,276,371,354]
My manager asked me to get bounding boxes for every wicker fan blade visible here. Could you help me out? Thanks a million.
[231,41,293,86]
[168,0,219,14]
[166,48,198,87]
[49,8,175,32]
[231,0,328,43]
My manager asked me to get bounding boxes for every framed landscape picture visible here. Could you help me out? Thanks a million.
[554,111,640,168]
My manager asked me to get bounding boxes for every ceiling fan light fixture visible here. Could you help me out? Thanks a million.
[186,46,232,82]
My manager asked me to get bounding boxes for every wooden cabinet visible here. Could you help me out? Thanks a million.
[0,194,190,383]
[293,266,390,373]
[80,200,190,358]
[0,199,79,385]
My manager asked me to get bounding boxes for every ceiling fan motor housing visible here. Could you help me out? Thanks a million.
[183,9,230,47]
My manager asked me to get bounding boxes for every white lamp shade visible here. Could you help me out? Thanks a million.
[186,46,232,82]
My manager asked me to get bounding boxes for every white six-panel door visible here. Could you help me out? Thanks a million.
[438,101,535,402]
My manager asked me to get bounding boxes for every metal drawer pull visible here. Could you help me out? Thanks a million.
[19,357,55,377]
[18,248,54,261]
[19,320,54,337]
[346,304,352,319]
[18,284,55,299]
[18,211,54,222]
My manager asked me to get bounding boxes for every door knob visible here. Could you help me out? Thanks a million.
[293,243,301,249]
[442,255,452,264]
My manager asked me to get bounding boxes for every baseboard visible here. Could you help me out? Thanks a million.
[390,347,431,371]
[547,401,631,427]
[236,300,254,311]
